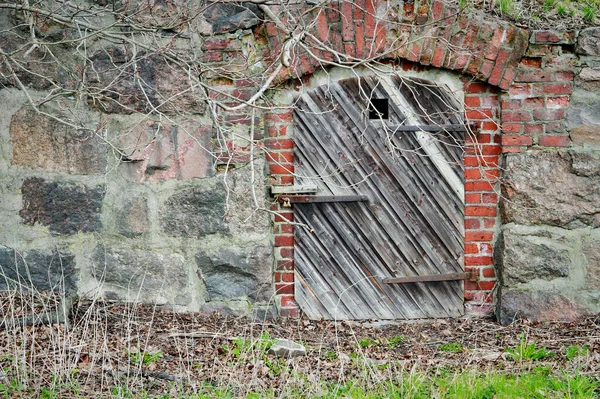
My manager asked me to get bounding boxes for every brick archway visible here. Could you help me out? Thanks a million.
[262,0,532,317]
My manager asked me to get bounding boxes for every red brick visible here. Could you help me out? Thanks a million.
[365,0,375,37]
[501,99,522,110]
[479,145,502,155]
[464,280,478,291]
[202,39,233,50]
[481,121,499,131]
[465,243,479,254]
[266,112,293,123]
[482,267,496,278]
[374,24,386,51]
[280,295,298,307]
[275,235,294,247]
[483,218,496,228]
[502,110,532,122]
[465,206,497,217]
[464,82,487,93]
[482,193,498,203]
[523,123,544,134]
[488,48,511,86]
[269,163,294,174]
[478,60,495,80]
[266,139,294,150]
[465,231,494,242]
[503,147,522,153]
[546,96,569,109]
[280,175,294,185]
[533,83,573,95]
[501,136,533,146]
[280,247,294,259]
[514,69,552,82]
[465,218,481,229]
[328,0,341,22]
[483,169,500,179]
[538,135,570,147]
[275,283,294,295]
[464,155,499,167]
[316,11,329,42]
[523,97,545,108]
[466,180,496,191]
[533,108,565,121]
[520,57,542,68]
[274,212,294,223]
[279,151,294,162]
[464,97,481,107]
[276,223,294,234]
[508,83,532,98]
[354,0,366,19]
[553,71,575,82]
[465,256,494,266]
[534,30,560,43]
[485,27,504,60]
[465,193,481,203]
[501,123,522,134]
[478,281,496,290]
[281,272,295,283]
[276,260,294,271]
[464,168,482,179]
[355,22,365,58]
[280,307,300,317]
[341,2,354,41]
[466,108,494,120]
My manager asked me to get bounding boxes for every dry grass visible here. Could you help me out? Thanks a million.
[0,291,599,398]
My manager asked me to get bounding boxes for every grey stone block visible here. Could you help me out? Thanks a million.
[497,288,590,326]
[500,151,600,228]
[196,245,272,302]
[20,178,105,235]
[496,231,571,286]
[161,185,228,238]
[0,246,77,294]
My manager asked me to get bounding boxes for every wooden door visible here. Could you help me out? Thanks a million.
[293,76,465,319]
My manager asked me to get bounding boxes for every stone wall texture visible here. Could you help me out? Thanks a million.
[0,0,599,322]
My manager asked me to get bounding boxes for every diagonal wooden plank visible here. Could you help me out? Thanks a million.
[293,76,465,320]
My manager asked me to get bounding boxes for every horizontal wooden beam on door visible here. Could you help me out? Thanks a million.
[382,272,475,284]
[279,195,369,204]
[383,124,469,132]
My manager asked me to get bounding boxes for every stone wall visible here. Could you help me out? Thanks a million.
[495,27,600,324]
[0,0,599,322]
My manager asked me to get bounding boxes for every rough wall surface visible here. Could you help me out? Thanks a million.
[0,0,599,322]
[496,27,600,324]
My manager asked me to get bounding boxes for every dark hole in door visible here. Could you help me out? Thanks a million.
[368,98,389,120]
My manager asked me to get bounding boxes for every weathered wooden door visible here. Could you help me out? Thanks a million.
[293,76,465,319]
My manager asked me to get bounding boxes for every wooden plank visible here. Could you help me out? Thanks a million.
[270,184,318,194]
[284,195,369,203]
[383,124,468,132]
[383,272,470,284]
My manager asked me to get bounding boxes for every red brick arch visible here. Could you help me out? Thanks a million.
[263,0,529,90]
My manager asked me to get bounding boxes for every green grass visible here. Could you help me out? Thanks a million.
[387,335,406,348]
[505,334,554,361]
[358,338,378,348]
[583,3,597,19]
[2,367,598,398]
[565,344,589,360]
[496,0,516,14]
[439,342,464,353]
